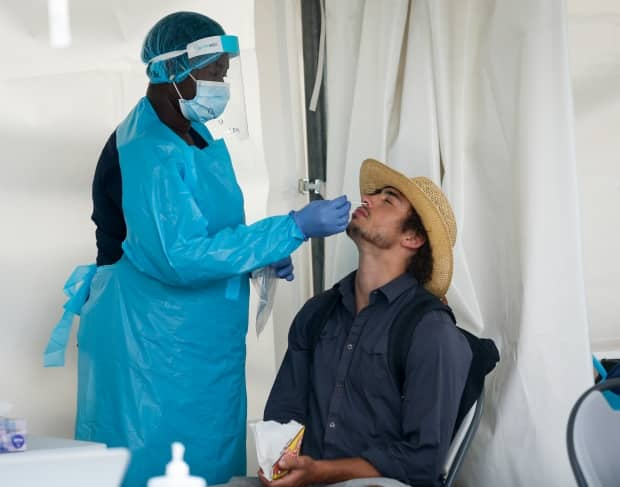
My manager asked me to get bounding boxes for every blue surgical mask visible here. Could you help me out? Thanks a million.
[174,74,230,124]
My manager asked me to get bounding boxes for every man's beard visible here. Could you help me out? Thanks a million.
[346,221,392,250]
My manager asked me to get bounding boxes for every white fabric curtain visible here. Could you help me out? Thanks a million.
[324,0,592,484]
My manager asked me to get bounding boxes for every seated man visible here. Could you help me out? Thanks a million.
[214,159,478,487]
[260,159,472,487]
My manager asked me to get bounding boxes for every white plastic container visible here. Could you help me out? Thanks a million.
[147,442,206,487]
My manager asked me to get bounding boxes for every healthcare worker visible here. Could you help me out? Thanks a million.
[44,11,350,487]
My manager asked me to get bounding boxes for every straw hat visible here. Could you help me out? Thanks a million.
[359,158,457,297]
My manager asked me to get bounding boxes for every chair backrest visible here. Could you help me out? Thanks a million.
[567,377,620,487]
[441,384,485,486]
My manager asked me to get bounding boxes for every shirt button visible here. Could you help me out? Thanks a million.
[346,343,353,351]
[329,421,336,429]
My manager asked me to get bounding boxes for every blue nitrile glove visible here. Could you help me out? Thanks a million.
[291,195,351,238]
[270,256,294,281]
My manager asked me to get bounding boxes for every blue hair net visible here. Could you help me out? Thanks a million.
[142,11,226,84]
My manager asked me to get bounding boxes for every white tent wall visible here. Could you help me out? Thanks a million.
[568,0,620,356]
[0,0,313,475]
[254,0,313,366]
[323,0,596,485]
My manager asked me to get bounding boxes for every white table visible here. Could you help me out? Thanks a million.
[0,435,128,487]
[26,435,106,452]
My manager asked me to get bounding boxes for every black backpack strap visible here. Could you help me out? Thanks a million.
[388,286,500,436]
[307,283,500,436]
[388,287,455,396]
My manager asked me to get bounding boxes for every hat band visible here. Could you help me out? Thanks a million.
[147,35,240,65]
[146,49,186,64]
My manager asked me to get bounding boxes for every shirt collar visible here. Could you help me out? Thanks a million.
[376,272,419,303]
[336,271,419,305]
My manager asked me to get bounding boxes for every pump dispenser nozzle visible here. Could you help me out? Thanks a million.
[147,442,206,487]
[166,442,190,477]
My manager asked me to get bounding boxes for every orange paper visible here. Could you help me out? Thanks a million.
[271,426,305,480]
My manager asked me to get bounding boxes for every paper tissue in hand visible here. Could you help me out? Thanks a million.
[250,420,305,481]
[0,402,27,453]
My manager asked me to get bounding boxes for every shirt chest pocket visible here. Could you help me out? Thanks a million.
[357,335,390,381]
[353,335,403,409]
[312,323,344,369]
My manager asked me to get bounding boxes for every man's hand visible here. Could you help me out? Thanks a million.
[257,456,380,487]
[258,455,318,487]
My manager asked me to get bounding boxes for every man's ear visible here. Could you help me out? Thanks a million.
[401,231,426,250]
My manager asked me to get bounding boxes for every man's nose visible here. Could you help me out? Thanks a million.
[362,194,377,207]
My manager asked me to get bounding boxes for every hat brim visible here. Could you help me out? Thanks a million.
[359,159,453,297]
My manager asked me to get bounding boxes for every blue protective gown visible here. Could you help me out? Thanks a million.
[74,97,305,486]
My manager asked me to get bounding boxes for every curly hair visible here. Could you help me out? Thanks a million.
[401,207,433,284]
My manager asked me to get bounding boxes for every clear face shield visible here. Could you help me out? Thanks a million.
[148,35,248,140]
[205,53,248,140]
[187,35,248,140]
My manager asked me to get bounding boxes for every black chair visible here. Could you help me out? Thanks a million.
[440,385,485,486]
[567,377,620,487]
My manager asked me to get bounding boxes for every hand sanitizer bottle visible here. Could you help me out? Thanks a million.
[147,442,206,487]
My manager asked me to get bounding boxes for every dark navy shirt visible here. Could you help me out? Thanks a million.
[91,128,208,266]
[91,132,125,266]
[264,272,472,486]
